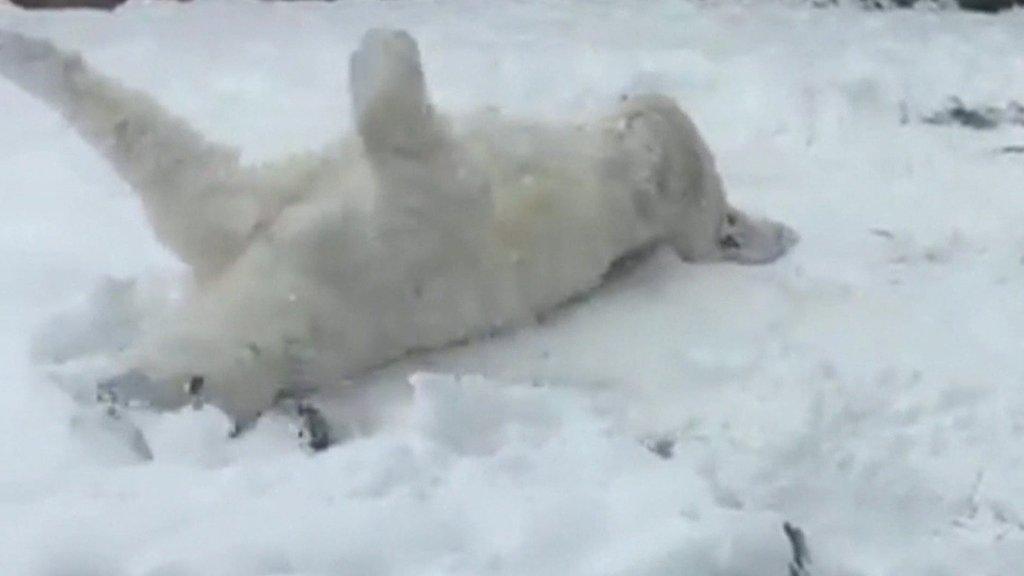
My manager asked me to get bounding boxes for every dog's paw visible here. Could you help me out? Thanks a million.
[296,403,334,452]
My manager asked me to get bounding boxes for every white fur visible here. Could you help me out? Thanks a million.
[1,29,796,421]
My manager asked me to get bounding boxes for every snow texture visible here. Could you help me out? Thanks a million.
[2,1,1024,574]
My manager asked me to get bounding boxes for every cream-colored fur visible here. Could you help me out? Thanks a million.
[1,28,796,422]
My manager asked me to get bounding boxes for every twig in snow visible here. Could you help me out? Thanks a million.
[784,522,812,576]
[869,228,896,240]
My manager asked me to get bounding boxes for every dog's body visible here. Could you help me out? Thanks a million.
[1,29,796,422]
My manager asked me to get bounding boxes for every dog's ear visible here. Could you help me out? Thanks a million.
[717,208,799,264]
[615,98,727,262]
[612,108,671,226]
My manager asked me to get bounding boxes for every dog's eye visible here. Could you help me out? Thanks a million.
[719,235,741,250]
[725,213,737,227]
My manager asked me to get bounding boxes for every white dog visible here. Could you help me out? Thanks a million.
[1,29,796,425]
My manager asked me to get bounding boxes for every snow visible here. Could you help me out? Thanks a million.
[2,1,1024,574]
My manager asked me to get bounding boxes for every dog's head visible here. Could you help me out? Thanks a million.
[617,94,797,264]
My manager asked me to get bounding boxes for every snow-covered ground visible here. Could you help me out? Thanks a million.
[3,1,1024,574]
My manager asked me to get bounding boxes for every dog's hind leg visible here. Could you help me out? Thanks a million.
[348,29,493,262]
[348,29,448,162]
[0,30,263,280]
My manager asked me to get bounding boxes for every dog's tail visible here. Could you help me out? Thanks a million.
[0,30,259,280]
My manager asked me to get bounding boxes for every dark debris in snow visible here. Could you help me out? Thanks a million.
[784,522,813,576]
[922,98,1024,130]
